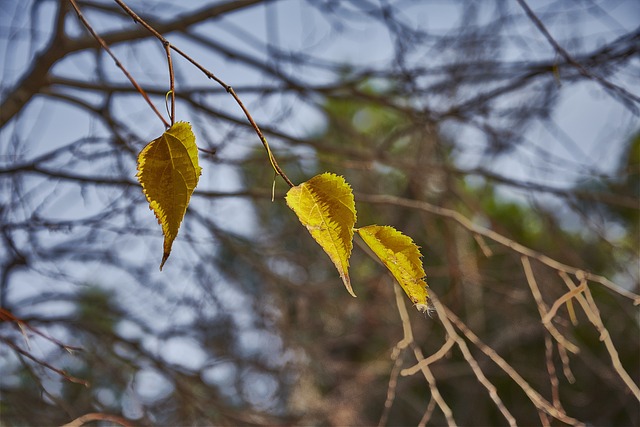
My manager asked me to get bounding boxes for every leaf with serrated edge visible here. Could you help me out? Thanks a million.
[357,225,430,312]
[136,121,202,270]
[285,173,357,296]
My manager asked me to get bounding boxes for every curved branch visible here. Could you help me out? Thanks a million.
[516,0,640,112]
[0,0,266,128]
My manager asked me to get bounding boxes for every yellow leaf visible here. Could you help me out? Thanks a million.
[285,173,357,296]
[136,122,202,270]
[357,225,430,312]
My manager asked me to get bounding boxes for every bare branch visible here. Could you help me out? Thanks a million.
[559,272,640,400]
[61,413,134,427]
[516,0,640,112]
[444,307,583,425]
[67,0,169,128]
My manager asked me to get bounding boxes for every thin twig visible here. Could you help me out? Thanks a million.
[557,341,576,384]
[538,410,551,427]
[1,336,89,387]
[559,272,640,400]
[110,0,175,125]
[66,0,169,128]
[473,233,493,257]
[417,397,437,427]
[521,256,580,354]
[0,308,83,353]
[542,281,586,325]
[112,0,294,187]
[516,0,640,111]
[15,354,76,415]
[429,293,517,427]
[61,412,134,427]
[544,334,564,412]
[444,307,583,425]
[401,337,454,376]
[378,350,404,427]
[393,285,457,426]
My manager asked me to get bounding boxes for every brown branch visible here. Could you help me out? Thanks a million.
[377,349,404,427]
[559,272,640,400]
[0,308,83,353]
[43,76,640,211]
[417,397,437,427]
[443,307,583,425]
[428,293,517,427]
[542,281,587,325]
[45,77,639,212]
[179,51,297,186]
[400,336,455,377]
[61,412,134,427]
[66,0,169,128]
[557,342,576,384]
[544,335,564,412]
[392,285,456,426]
[1,336,89,387]
[112,0,294,188]
[108,0,177,124]
[521,256,580,354]
[516,0,640,111]
[2,0,266,128]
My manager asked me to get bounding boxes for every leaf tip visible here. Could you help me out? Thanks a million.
[160,252,170,270]
[342,275,357,297]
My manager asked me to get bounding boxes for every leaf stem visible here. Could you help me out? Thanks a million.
[164,42,176,125]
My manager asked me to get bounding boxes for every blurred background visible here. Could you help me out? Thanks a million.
[1,0,638,425]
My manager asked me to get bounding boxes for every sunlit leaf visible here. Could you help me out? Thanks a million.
[357,225,430,312]
[285,173,357,296]
[136,121,201,270]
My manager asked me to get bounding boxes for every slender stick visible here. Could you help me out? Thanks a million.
[393,285,457,426]
[429,293,517,427]
[113,0,294,188]
[516,0,640,110]
[521,256,580,354]
[542,281,586,325]
[67,0,169,128]
[401,337,455,376]
[377,351,404,427]
[0,308,83,353]
[444,307,583,425]
[62,412,134,427]
[559,272,640,401]
[544,334,564,412]
[111,0,175,125]
[1,337,89,387]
